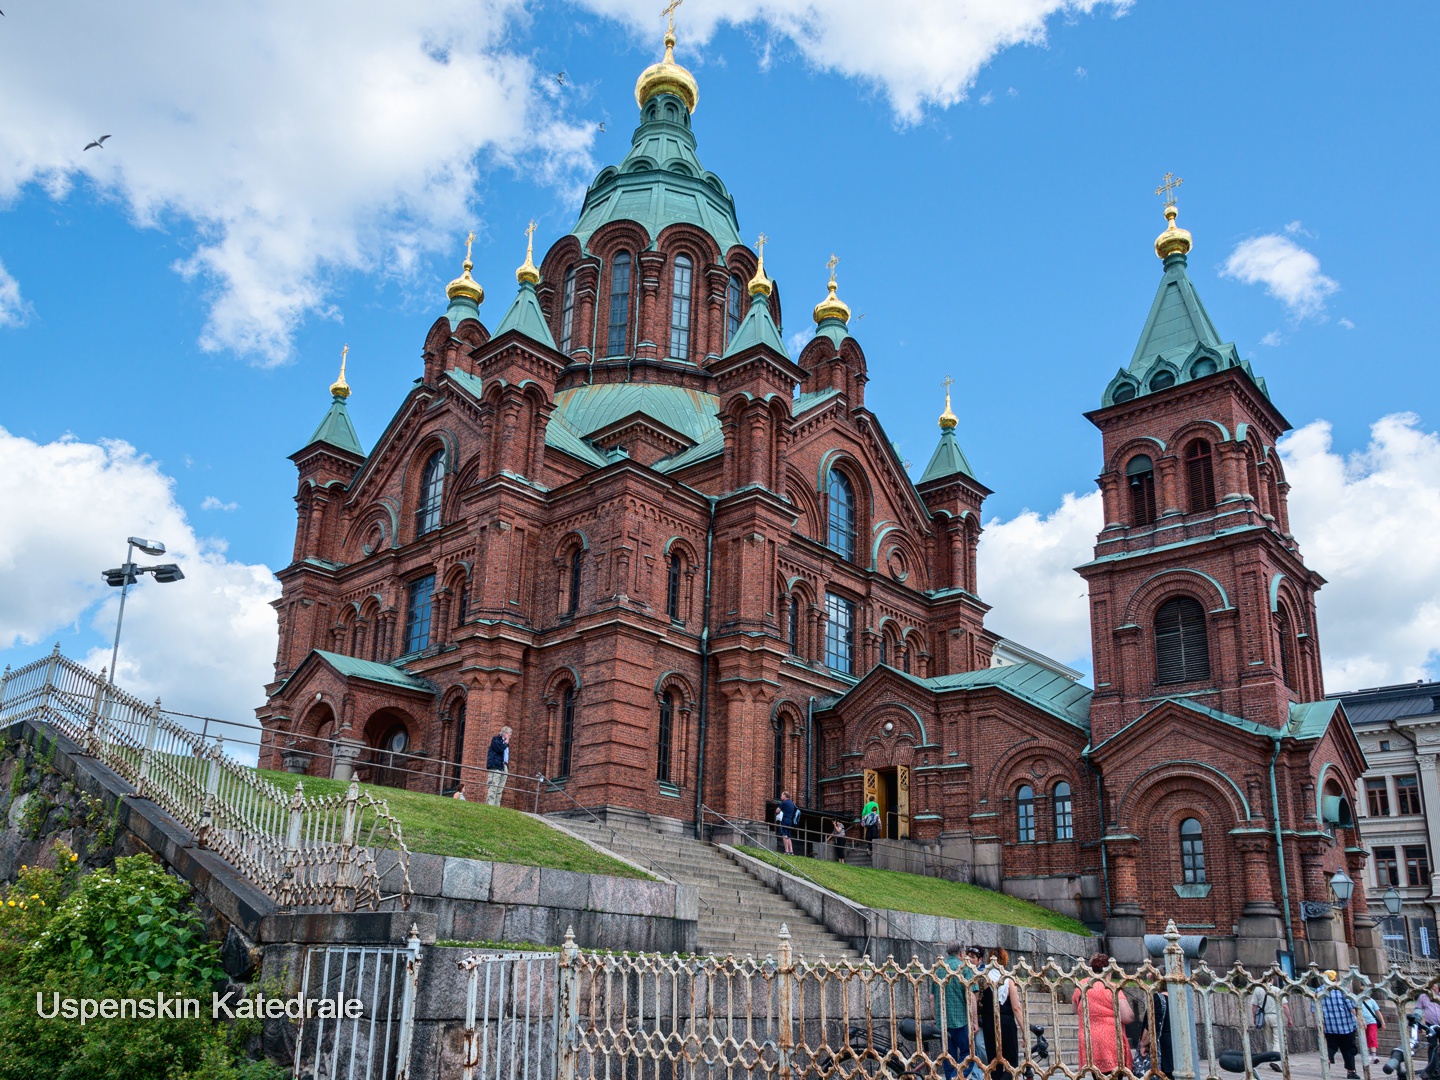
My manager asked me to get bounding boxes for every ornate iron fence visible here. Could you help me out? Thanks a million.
[0,647,411,912]
[451,923,1440,1080]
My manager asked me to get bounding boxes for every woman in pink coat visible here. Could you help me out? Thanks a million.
[1072,953,1135,1074]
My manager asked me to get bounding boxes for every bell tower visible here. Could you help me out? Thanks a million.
[1078,182,1326,744]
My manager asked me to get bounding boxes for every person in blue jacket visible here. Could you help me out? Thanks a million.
[777,791,797,854]
[485,725,512,806]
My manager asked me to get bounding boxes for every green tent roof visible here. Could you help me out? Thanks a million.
[274,650,435,695]
[1100,251,1268,408]
[722,293,788,359]
[917,662,1093,731]
[493,280,557,349]
[301,396,364,457]
[919,428,977,484]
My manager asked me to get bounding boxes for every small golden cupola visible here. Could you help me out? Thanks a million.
[813,253,851,324]
[516,219,541,285]
[748,232,773,298]
[331,344,351,400]
[938,376,958,430]
[1153,172,1193,260]
[635,4,699,114]
[446,230,484,305]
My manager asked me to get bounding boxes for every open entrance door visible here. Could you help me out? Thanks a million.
[862,766,910,839]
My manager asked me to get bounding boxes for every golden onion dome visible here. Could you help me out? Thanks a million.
[813,258,850,324]
[938,386,958,431]
[1154,202,1193,259]
[447,261,484,305]
[331,345,351,400]
[748,249,772,298]
[635,30,699,114]
[516,219,540,286]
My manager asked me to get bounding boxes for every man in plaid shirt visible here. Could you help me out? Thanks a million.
[1320,972,1360,1079]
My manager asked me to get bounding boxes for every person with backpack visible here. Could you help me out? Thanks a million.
[1250,974,1292,1068]
[1360,994,1386,1066]
[776,791,797,855]
[862,798,881,845]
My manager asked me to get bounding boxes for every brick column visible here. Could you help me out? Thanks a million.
[1104,834,1147,965]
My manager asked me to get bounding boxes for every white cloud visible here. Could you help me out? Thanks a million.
[1260,330,1283,347]
[0,2,593,364]
[0,258,30,327]
[1284,220,1315,239]
[787,329,812,355]
[1006,86,1019,97]
[977,490,1103,671]
[201,496,240,512]
[1221,232,1339,320]
[578,0,1130,122]
[0,427,280,742]
[1339,317,1355,330]
[1282,413,1440,690]
[1074,66,1088,77]
[979,91,995,106]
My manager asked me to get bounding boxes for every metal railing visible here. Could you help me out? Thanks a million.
[716,809,975,882]
[521,922,1439,1080]
[0,647,411,912]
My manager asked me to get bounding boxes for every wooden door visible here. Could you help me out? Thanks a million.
[896,764,911,839]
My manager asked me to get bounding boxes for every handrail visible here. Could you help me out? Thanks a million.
[727,808,975,881]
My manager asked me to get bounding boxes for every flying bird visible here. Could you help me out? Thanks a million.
[83,135,112,151]
[555,71,566,86]
[598,122,606,133]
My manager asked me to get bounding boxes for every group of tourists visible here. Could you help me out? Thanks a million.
[773,793,884,861]
[932,943,1027,1080]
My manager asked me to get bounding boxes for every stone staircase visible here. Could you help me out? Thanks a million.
[558,817,865,962]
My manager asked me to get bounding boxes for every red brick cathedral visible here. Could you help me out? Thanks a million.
[259,28,1375,970]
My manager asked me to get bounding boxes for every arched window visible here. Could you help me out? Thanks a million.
[788,596,800,656]
[656,691,675,783]
[1192,355,1218,378]
[377,725,409,788]
[558,267,577,354]
[449,699,466,789]
[827,469,857,561]
[1017,785,1036,843]
[568,547,584,616]
[1186,440,1217,512]
[1150,369,1176,392]
[1126,454,1157,526]
[1113,383,1137,404]
[607,253,632,355]
[1155,596,1211,684]
[455,578,469,627]
[1277,609,1296,690]
[1180,817,1206,883]
[824,592,855,675]
[666,551,682,621]
[902,645,911,675]
[558,686,576,779]
[417,449,446,535]
[669,255,693,359]
[1054,781,1073,841]
[726,275,744,343]
[404,574,436,654]
[772,722,785,799]
[878,637,888,667]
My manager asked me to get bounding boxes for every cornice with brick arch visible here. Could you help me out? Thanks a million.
[339,387,440,510]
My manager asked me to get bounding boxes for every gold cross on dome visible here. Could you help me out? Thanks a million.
[464,230,476,263]
[941,374,954,394]
[525,219,537,258]
[661,0,684,34]
[1154,172,1184,206]
[826,253,839,286]
[756,232,768,258]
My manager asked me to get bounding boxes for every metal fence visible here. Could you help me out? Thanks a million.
[447,923,1440,1080]
[0,647,412,912]
[294,930,423,1080]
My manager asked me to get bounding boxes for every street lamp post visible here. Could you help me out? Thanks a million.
[1300,869,1357,920]
[103,536,185,686]
[1384,886,1403,917]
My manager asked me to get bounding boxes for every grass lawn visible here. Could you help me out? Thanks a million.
[738,846,1091,937]
[259,769,651,879]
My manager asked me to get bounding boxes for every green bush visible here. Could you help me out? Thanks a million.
[0,843,284,1080]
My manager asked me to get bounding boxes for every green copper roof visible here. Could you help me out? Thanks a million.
[723,294,788,359]
[919,428,977,484]
[813,316,851,349]
[446,292,481,330]
[1101,251,1268,408]
[281,650,435,694]
[302,396,364,457]
[493,280,557,349]
[571,93,742,252]
[917,662,1093,732]
[1287,698,1343,740]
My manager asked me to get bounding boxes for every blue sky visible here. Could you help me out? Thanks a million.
[1,0,1437,722]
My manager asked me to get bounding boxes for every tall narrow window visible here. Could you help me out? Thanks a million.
[902,645,911,675]
[773,723,785,799]
[1127,455,1157,526]
[824,592,855,675]
[1374,846,1399,887]
[403,574,436,654]
[1155,596,1210,684]
[1277,609,1296,690]
[449,700,466,788]
[666,552,682,621]
[607,253,631,355]
[657,692,675,783]
[417,449,446,535]
[1017,786,1035,843]
[788,596,800,656]
[1054,781,1073,841]
[1406,845,1431,888]
[1397,775,1423,816]
[558,686,576,779]
[558,267,577,354]
[1367,778,1391,818]
[456,579,469,627]
[669,255,693,359]
[568,547,584,616]
[878,637,888,667]
[726,275,743,343]
[1186,440,1217,512]
[827,469,857,561]
[1180,817,1206,883]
